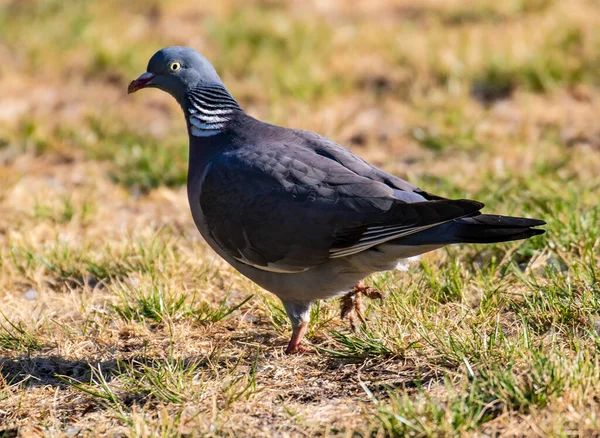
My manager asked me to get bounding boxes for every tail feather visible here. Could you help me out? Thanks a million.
[450,214,546,243]
[394,214,545,246]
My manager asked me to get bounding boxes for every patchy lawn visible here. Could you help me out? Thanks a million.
[0,0,599,436]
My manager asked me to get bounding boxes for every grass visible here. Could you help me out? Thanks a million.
[0,313,43,353]
[0,0,599,436]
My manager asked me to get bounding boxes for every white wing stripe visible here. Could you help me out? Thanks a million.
[329,223,443,258]
[360,224,413,236]
[233,256,309,274]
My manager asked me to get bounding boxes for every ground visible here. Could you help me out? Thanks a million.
[0,0,600,436]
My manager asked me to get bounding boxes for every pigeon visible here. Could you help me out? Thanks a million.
[128,47,545,354]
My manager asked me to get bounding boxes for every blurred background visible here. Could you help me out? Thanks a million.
[1,0,599,435]
[1,0,598,197]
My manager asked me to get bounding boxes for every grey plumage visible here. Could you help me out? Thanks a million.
[129,47,545,353]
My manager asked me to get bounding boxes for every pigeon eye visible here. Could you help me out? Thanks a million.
[170,62,181,72]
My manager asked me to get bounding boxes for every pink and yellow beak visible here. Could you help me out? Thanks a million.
[127,72,155,94]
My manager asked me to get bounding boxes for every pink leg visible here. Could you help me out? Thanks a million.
[282,301,311,354]
[285,320,309,354]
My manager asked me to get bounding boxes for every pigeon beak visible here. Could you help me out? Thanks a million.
[128,72,155,94]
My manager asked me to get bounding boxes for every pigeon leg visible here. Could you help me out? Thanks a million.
[282,301,311,354]
[285,320,309,354]
[340,281,383,330]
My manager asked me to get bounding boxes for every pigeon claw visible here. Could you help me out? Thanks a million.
[285,343,308,354]
[285,320,309,354]
[340,282,383,330]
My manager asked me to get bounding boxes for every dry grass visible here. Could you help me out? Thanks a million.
[0,0,599,436]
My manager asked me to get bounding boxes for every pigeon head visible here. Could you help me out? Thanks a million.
[128,46,223,104]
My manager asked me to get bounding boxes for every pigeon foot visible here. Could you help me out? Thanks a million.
[340,281,383,330]
[285,343,308,354]
[285,320,309,354]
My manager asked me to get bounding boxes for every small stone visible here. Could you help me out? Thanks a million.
[65,426,82,437]
[23,288,38,301]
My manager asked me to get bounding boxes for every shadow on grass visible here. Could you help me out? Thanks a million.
[0,354,203,389]
[0,356,114,388]
[0,355,122,388]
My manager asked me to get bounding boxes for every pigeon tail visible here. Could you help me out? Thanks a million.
[395,214,546,246]
[447,214,546,243]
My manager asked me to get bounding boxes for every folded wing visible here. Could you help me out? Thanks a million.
[199,144,482,273]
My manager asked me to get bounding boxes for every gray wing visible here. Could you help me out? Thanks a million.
[292,130,446,202]
[199,143,482,274]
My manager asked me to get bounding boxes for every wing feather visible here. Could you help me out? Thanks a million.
[199,142,482,273]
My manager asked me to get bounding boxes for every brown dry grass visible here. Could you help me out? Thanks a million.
[1,0,600,436]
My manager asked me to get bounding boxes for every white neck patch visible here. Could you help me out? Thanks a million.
[186,86,241,138]
[188,107,231,137]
